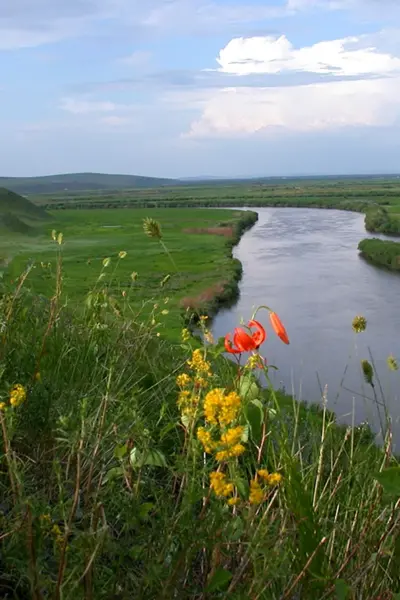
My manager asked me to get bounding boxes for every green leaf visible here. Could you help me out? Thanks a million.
[207,568,233,593]
[130,448,168,468]
[102,466,124,484]
[234,477,248,498]
[245,400,263,441]
[375,467,400,497]
[239,373,259,401]
[334,579,351,600]
[114,443,128,459]
[139,503,155,520]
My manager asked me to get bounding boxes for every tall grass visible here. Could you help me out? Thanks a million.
[0,223,399,599]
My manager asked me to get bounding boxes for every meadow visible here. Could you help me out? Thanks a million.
[1,206,257,339]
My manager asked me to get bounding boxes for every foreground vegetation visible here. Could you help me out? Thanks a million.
[0,225,399,599]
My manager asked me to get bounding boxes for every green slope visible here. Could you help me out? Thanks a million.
[0,187,47,233]
[0,172,177,194]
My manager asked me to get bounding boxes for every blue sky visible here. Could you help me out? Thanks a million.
[1,0,400,178]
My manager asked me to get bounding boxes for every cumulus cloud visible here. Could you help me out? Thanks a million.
[185,32,400,138]
[216,35,400,77]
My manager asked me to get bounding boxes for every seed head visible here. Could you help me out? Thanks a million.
[387,355,398,372]
[143,218,162,240]
[361,359,374,386]
[352,315,367,333]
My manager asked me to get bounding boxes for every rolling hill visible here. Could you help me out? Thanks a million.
[0,173,178,195]
[0,187,48,233]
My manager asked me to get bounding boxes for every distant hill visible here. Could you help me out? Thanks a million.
[0,173,178,195]
[0,187,47,233]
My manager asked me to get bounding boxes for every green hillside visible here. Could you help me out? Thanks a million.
[0,187,47,233]
[0,172,177,194]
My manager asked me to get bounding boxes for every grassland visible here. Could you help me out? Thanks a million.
[1,206,257,339]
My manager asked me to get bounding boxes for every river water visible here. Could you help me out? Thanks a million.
[213,208,400,442]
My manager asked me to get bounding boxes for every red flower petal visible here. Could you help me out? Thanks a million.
[269,312,290,345]
[233,327,257,352]
[248,319,266,348]
[224,333,241,354]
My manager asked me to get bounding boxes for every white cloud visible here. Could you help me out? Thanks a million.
[118,50,152,68]
[186,76,400,138]
[60,97,117,114]
[216,35,400,77]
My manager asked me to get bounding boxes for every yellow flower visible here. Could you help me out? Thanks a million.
[229,444,245,457]
[181,328,191,342]
[220,426,244,446]
[118,251,127,259]
[176,373,191,388]
[249,479,264,505]
[209,472,234,498]
[215,450,230,461]
[227,497,240,506]
[187,349,211,376]
[9,384,26,407]
[257,469,269,481]
[0,402,6,411]
[204,388,241,426]
[197,427,215,453]
[267,473,282,486]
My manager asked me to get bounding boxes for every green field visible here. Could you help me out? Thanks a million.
[1,206,257,338]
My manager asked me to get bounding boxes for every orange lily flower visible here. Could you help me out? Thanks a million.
[269,312,289,345]
[225,320,266,354]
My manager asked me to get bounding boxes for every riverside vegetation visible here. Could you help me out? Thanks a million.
[1,214,400,599]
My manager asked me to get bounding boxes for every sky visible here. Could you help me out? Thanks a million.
[1,0,400,178]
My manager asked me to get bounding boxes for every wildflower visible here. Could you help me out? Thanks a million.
[215,443,245,462]
[103,257,111,268]
[9,384,26,407]
[361,359,374,386]
[268,473,282,486]
[257,469,270,481]
[220,426,244,447]
[227,497,240,506]
[0,402,6,411]
[131,272,138,281]
[225,320,266,354]
[118,251,127,259]
[176,373,191,388]
[187,349,211,376]
[352,315,367,333]
[246,354,266,370]
[269,312,290,345]
[143,218,162,239]
[178,390,198,418]
[387,355,398,372]
[181,328,191,342]
[209,472,234,498]
[197,427,215,453]
[249,479,264,505]
[204,388,241,426]
[194,376,208,389]
[204,330,214,345]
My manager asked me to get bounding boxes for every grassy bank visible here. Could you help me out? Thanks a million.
[1,207,257,340]
[0,231,399,598]
[358,238,400,271]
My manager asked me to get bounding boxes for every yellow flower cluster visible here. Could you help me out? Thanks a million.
[209,472,234,498]
[187,349,211,376]
[176,373,191,388]
[0,402,6,411]
[197,425,245,461]
[257,469,283,486]
[204,388,241,426]
[178,390,198,418]
[181,328,191,342]
[249,479,264,505]
[9,384,26,408]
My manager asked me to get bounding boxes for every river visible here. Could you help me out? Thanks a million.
[212,208,400,442]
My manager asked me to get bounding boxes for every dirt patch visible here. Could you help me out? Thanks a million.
[180,282,226,311]
[183,226,234,237]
